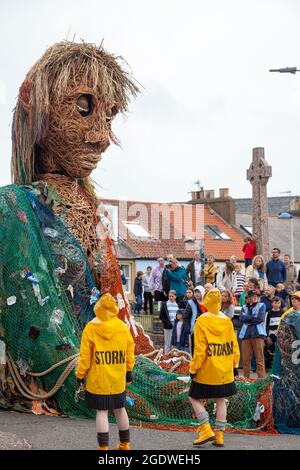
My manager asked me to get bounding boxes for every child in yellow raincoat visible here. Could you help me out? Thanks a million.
[76,293,135,450]
[189,288,240,447]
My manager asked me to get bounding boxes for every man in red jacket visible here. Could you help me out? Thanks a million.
[243,237,256,268]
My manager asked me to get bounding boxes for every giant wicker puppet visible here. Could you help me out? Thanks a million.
[0,42,150,416]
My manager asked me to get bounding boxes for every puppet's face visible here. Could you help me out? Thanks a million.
[44,85,119,178]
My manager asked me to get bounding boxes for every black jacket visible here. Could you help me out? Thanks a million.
[186,260,197,285]
[134,277,143,297]
[159,302,173,329]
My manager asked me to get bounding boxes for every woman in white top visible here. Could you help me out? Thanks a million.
[245,255,268,293]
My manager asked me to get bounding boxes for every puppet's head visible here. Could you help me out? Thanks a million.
[11,41,139,185]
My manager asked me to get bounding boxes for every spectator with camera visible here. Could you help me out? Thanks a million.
[163,256,187,306]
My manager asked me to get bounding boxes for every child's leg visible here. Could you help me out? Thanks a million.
[189,397,208,423]
[213,398,227,447]
[189,397,214,444]
[96,410,109,449]
[215,398,227,424]
[114,407,130,447]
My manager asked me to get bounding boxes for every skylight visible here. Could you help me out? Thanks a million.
[124,222,151,238]
[240,225,253,235]
[204,225,231,241]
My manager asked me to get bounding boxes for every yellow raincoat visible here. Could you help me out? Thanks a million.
[189,289,240,385]
[76,294,135,395]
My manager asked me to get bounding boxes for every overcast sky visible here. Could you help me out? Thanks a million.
[1,0,300,202]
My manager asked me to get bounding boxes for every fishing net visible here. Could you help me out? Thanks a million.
[272,310,300,434]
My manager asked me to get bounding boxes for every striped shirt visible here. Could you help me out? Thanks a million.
[235,273,245,294]
[167,300,178,324]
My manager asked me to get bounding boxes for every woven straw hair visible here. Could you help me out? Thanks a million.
[11,41,139,186]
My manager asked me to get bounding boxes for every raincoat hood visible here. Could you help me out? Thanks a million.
[203,288,221,315]
[195,285,205,298]
[94,293,119,322]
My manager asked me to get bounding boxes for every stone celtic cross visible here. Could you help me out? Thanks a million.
[247,147,272,263]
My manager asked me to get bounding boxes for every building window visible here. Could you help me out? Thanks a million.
[240,225,253,236]
[204,225,231,240]
[123,222,151,238]
[120,263,132,294]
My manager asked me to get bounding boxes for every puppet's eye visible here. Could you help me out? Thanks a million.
[106,105,119,122]
[76,94,93,117]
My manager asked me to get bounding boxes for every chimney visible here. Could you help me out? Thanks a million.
[205,190,215,199]
[219,188,229,198]
[188,187,236,225]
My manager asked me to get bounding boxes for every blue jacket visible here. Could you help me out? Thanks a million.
[164,266,187,297]
[266,259,287,286]
[239,302,267,339]
[171,319,189,347]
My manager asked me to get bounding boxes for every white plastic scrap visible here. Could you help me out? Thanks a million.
[43,227,58,238]
[117,293,125,310]
[50,309,65,326]
[253,402,265,422]
[176,376,191,384]
[7,296,17,306]
[0,341,6,365]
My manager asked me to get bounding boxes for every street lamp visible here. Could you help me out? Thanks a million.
[278,212,294,262]
[269,67,300,74]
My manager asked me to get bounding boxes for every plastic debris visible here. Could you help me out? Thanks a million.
[0,341,6,365]
[176,376,191,384]
[126,396,137,407]
[38,296,50,306]
[67,285,74,298]
[43,227,58,238]
[253,402,265,422]
[50,309,65,326]
[116,292,125,310]
[90,287,100,305]
[149,415,158,420]
[17,211,28,224]
[39,255,48,271]
[56,343,71,351]
[7,296,17,306]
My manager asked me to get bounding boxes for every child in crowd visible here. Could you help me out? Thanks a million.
[234,264,245,302]
[171,309,189,352]
[239,282,249,307]
[179,287,194,308]
[275,283,289,303]
[76,294,135,450]
[242,237,256,268]
[189,289,240,447]
[159,290,178,354]
[133,271,143,315]
[221,290,235,319]
[184,285,207,354]
[265,296,284,369]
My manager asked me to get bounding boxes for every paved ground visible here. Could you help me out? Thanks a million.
[0,410,299,450]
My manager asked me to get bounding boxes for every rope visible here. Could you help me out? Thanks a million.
[27,354,79,377]
[7,353,78,401]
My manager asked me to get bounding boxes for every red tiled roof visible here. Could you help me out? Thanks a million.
[101,198,244,261]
